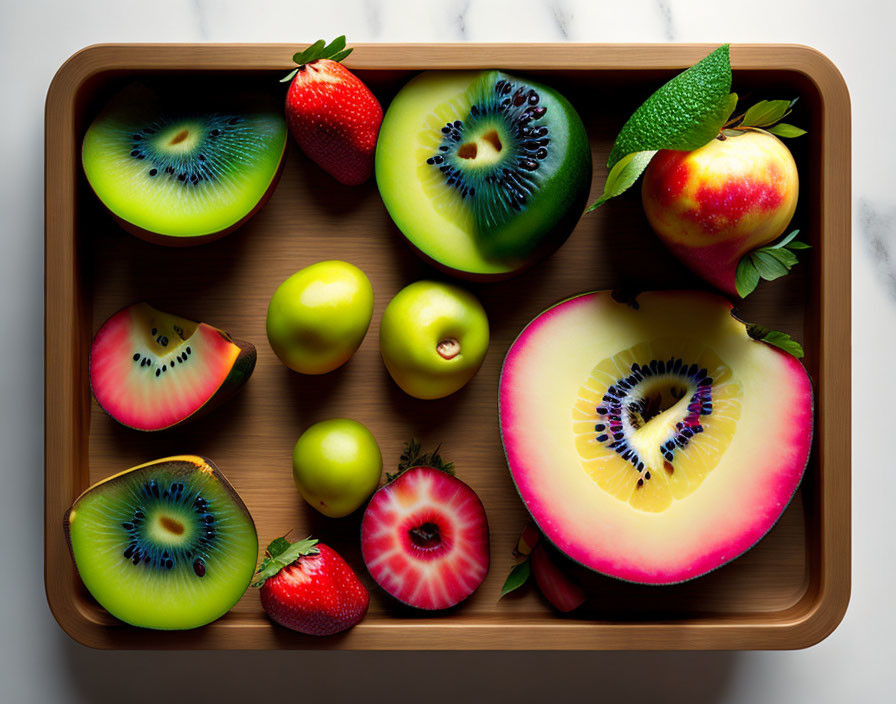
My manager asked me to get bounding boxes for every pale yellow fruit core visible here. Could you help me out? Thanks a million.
[572,341,743,513]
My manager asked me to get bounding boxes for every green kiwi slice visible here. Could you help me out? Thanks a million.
[82,81,287,245]
[64,456,258,630]
[376,70,592,279]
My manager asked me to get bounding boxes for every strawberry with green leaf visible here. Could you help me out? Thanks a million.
[282,37,383,185]
[253,536,368,636]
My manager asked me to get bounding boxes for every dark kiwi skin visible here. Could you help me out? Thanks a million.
[88,305,258,432]
[105,142,286,247]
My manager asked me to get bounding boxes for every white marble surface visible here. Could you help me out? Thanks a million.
[1,0,891,701]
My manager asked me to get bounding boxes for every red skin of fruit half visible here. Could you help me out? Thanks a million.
[361,466,490,610]
[530,544,586,613]
[285,59,383,186]
[499,290,813,584]
[259,544,369,636]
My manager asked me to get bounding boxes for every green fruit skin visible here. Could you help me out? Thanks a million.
[292,419,383,518]
[380,281,490,400]
[266,261,374,375]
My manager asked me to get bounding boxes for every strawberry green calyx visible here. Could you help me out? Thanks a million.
[387,438,455,482]
[252,536,319,587]
[281,36,354,83]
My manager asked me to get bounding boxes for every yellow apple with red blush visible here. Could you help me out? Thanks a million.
[641,129,798,297]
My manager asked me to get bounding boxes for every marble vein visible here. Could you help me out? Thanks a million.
[858,198,896,298]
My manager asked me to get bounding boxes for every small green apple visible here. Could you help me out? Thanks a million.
[380,281,489,399]
[267,260,373,374]
[292,419,382,518]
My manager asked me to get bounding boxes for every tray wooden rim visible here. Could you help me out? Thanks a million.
[45,42,851,650]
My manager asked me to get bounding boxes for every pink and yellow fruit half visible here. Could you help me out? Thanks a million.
[642,130,799,297]
[90,303,256,431]
[499,290,812,584]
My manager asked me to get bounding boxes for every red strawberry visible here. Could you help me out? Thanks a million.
[253,536,368,636]
[282,37,383,185]
[361,442,490,610]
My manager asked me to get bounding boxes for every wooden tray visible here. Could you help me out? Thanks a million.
[44,43,851,650]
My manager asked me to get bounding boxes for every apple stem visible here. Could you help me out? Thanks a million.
[437,338,461,360]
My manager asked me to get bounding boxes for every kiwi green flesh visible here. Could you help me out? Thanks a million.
[65,456,258,630]
[82,81,287,242]
[376,70,592,278]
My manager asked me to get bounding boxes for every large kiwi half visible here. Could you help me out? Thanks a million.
[65,456,258,630]
[376,70,592,279]
[82,81,287,245]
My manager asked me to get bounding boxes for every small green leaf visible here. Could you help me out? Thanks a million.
[265,537,292,557]
[751,250,791,280]
[294,39,325,65]
[736,230,809,296]
[762,331,805,358]
[765,247,799,268]
[740,99,792,127]
[766,123,807,138]
[746,325,804,358]
[280,68,300,84]
[322,35,346,56]
[768,229,800,249]
[500,559,532,598]
[735,257,761,297]
[329,48,354,64]
[607,45,733,169]
[721,92,739,123]
[252,536,319,588]
[586,150,656,211]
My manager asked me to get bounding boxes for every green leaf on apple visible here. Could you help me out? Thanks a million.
[586,151,657,212]
[739,99,794,128]
[766,123,807,138]
[500,559,532,598]
[745,324,805,358]
[735,230,810,297]
[589,45,735,209]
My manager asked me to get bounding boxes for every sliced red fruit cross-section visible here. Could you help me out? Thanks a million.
[89,303,256,431]
[360,465,489,610]
[499,290,813,584]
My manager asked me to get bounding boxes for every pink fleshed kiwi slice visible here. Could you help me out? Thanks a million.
[361,449,489,610]
[89,303,256,431]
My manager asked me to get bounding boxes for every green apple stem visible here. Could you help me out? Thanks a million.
[437,338,461,360]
